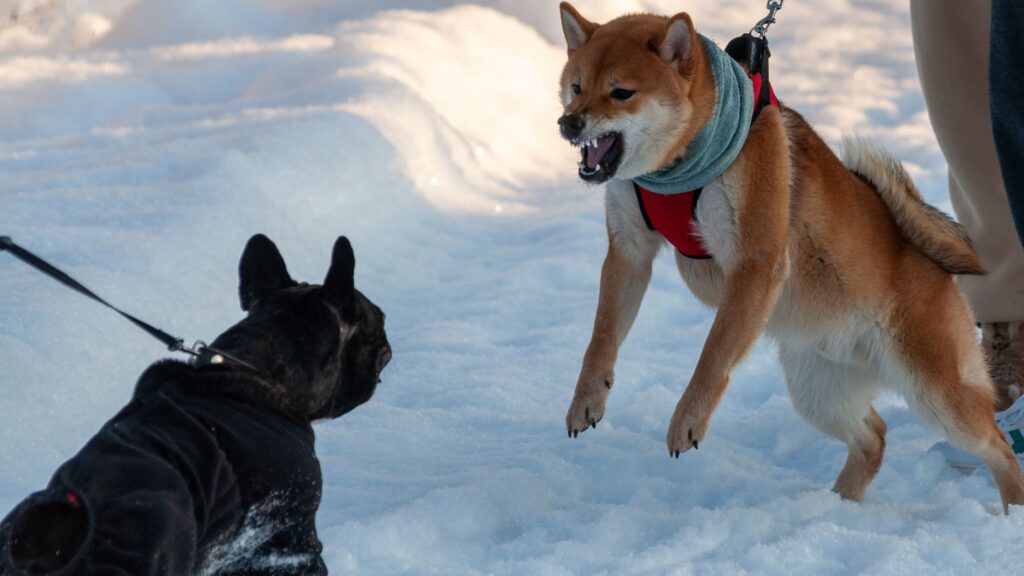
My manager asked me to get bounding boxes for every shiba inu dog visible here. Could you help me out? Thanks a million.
[556,2,1024,511]
[0,234,391,574]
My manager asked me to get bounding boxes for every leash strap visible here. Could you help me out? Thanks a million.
[1,236,261,371]
[1,236,187,351]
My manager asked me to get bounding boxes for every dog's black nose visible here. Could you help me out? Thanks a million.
[558,113,585,140]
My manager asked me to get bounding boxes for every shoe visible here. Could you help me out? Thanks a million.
[929,393,1024,472]
[982,321,1024,410]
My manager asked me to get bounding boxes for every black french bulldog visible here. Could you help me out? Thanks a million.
[0,234,391,575]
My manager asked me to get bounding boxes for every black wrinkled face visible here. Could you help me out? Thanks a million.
[325,289,390,419]
[212,234,390,422]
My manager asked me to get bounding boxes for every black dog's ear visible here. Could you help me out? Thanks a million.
[239,234,295,311]
[323,236,355,304]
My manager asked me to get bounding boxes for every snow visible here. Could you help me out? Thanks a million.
[200,497,318,575]
[2,0,1021,574]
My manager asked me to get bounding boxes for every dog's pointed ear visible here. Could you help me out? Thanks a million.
[323,236,355,304]
[239,234,295,312]
[560,2,596,54]
[660,13,698,70]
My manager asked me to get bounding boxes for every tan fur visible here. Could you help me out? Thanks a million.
[832,409,886,502]
[841,138,984,275]
[558,3,1024,512]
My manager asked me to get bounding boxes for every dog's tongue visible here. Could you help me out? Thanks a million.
[585,135,616,168]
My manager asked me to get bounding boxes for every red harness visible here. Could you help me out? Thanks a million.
[634,72,778,259]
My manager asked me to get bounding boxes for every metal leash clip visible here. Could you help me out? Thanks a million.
[170,339,208,357]
[751,0,784,38]
[170,340,229,365]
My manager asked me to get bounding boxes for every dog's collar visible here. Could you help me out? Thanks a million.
[633,35,754,194]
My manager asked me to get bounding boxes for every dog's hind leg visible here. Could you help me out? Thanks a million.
[779,341,886,501]
[885,280,1024,512]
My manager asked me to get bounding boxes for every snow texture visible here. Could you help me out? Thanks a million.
[2,0,1021,574]
[199,496,316,575]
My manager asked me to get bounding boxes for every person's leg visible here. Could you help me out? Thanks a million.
[990,0,1024,245]
[910,0,1024,408]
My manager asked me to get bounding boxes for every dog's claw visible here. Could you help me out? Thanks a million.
[573,430,579,438]
[604,379,612,389]
[693,440,699,450]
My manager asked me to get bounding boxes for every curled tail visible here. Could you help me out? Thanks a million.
[841,137,984,275]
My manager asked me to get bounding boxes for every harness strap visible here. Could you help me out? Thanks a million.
[750,72,778,121]
[634,185,711,259]
[728,33,777,120]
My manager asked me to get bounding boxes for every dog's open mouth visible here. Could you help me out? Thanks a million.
[575,132,624,183]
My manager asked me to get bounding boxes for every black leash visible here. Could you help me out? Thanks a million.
[0,236,256,371]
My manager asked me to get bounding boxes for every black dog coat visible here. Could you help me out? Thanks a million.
[1,361,326,576]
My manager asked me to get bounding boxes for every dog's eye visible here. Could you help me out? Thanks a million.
[610,88,636,101]
[571,83,581,95]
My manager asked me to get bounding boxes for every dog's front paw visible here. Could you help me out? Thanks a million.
[566,370,613,438]
[666,398,711,457]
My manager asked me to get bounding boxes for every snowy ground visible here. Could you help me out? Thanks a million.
[2,1,1022,574]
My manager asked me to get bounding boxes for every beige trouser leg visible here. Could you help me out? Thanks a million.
[911,0,1024,322]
